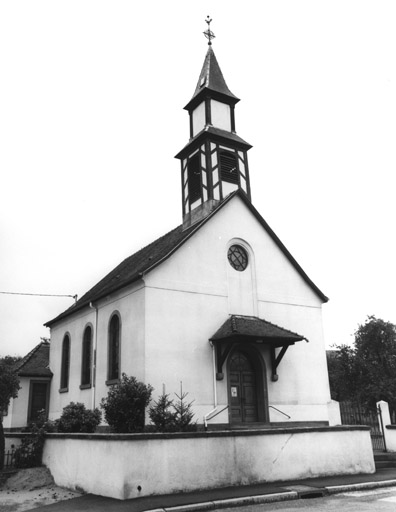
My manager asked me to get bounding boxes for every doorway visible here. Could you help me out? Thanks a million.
[229,350,260,423]
[28,381,49,423]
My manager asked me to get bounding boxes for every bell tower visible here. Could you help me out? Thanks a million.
[176,17,253,229]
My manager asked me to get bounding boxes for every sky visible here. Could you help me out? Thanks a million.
[1,1,395,358]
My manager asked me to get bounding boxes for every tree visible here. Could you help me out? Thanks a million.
[0,356,21,470]
[327,316,396,410]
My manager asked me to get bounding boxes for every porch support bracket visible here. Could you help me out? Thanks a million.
[270,344,292,382]
[215,342,234,380]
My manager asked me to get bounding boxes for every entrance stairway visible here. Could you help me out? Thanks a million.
[374,452,396,469]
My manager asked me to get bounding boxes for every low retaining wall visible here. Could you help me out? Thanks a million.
[42,426,374,500]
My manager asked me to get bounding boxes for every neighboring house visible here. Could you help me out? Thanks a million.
[45,43,334,428]
[3,340,52,431]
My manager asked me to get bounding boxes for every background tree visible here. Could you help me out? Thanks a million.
[0,356,21,470]
[327,316,396,411]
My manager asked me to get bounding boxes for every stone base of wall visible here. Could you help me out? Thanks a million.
[42,426,375,500]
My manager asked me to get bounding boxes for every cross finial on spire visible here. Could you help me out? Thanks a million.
[203,16,215,45]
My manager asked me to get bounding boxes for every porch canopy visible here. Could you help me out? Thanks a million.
[209,315,306,381]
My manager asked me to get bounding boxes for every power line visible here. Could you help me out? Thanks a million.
[0,291,78,302]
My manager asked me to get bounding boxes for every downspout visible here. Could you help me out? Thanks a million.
[204,341,218,429]
[89,302,98,410]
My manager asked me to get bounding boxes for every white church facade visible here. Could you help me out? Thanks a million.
[45,37,336,429]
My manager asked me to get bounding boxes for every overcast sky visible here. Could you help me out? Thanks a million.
[1,1,395,357]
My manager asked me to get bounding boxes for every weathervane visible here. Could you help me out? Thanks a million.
[203,16,215,45]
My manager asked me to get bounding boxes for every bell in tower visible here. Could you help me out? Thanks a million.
[175,17,253,229]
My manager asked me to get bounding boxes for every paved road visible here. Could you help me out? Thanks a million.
[219,486,396,511]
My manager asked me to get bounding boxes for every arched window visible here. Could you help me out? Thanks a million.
[220,150,238,184]
[60,334,70,391]
[187,152,201,204]
[81,325,92,388]
[108,314,120,383]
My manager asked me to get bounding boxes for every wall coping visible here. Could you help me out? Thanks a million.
[42,425,370,441]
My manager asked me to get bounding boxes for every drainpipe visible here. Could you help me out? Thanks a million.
[89,302,98,410]
[204,342,218,429]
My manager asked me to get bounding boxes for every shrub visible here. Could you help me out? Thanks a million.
[57,402,101,433]
[100,374,153,433]
[14,410,49,468]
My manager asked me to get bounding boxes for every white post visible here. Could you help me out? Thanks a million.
[377,400,393,452]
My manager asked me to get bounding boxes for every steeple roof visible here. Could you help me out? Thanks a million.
[184,46,239,111]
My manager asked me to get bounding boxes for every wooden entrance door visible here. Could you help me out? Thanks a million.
[229,351,259,423]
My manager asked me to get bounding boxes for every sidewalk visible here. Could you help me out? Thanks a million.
[32,467,396,512]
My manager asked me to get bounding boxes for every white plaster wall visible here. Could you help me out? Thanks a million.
[48,282,145,420]
[144,195,331,423]
[2,399,13,430]
[5,377,30,429]
[42,428,375,500]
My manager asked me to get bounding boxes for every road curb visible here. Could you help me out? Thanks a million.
[144,480,396,512]
[325,479,396,494]
[146,491,299,512]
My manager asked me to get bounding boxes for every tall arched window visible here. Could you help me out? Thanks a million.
[60,334,70,391]
[81,325,92,388]
[108,314,121,383]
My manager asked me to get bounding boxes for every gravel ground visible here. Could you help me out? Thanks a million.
[0,467,82,512]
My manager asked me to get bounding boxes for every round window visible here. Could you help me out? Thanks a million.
[227,245,248,271]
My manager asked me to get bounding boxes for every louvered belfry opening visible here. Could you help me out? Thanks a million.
[220,150,239,185]
[187,152,201,204]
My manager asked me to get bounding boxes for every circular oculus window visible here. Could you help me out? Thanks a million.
[227,245,248,271]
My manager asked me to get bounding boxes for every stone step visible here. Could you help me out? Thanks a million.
[374,452,396,461]
[375,460,396,469]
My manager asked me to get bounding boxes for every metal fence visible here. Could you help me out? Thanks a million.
[3,448,16,469]
[339,401,385,451]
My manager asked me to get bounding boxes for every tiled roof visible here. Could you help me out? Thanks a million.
[45,191,328,327]
[45,211,210,327]
[210,315,306,344]
[15,341,52,377]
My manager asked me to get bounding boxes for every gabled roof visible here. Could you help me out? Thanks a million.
[15,340,52,378]
[184,46,239,111]
[45,191,328,327]
[210,315,306,344]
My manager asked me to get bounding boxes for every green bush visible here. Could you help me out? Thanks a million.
[57,402,101,433]
[100,374,153,433]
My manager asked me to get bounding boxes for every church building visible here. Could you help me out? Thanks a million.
[45,24,334,429]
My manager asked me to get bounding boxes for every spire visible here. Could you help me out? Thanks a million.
[184,19,239,111]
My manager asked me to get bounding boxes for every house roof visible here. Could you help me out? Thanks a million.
[210,315,306,345]
[15,341,52,378]
[184,46,239,111]
[45,191,328,327]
